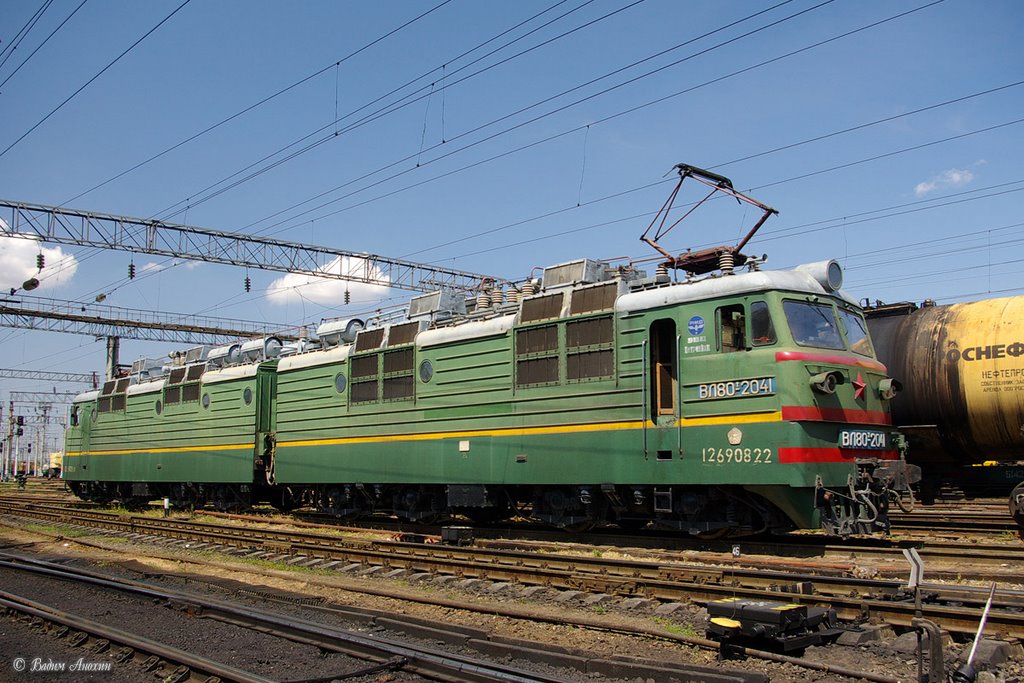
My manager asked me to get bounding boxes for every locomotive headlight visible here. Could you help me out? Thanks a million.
[878,378,902,401]
[809,371,844,394]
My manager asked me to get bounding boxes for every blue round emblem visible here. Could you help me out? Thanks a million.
[687,316,705,335]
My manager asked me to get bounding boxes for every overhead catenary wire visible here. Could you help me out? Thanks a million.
[225,0,839,238]
[0,0,90,92]
[0,0,193,160]
[0,0,54,70]
[22,79,1019,310]
[57,0,638,302]
[44,0,917,307]
[14,2,1015,333]
[447,170,1024,263]
[242,0,943,242]
[149,0,646,223]
[25,77,1017,313]
[58,0,457,208]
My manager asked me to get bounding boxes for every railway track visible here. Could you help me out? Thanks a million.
[4,493,1022,577]
[4,551,712,683]
[1,499,1021,641]
[890,510,1019,535]
[200,509,1024,580]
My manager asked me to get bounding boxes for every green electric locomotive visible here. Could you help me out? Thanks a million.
[64,166,917,536]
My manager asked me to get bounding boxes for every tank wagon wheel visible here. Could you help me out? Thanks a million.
[1010,482,1024,537]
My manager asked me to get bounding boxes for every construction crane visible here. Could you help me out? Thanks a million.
[0,199,506,293]
[0,368,98,385]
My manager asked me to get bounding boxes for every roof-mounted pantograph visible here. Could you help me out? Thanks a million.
[640,164,779,275]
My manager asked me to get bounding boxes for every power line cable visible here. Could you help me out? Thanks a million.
[67,0,590,299]
[67,0,633,303]
[238,0,800,233]
[0,0,89,93]
[0,0,192,160]
[448,168,1024,263]
[230,0,834,236]
[150,0,645,223]
[58,0,456,208]
[75,0,811,316]
[0,0,53,68]
[250,0,943,240]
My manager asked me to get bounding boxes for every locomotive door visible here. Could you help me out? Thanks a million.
[646,318,681,459]
[254,366,278,484]
[73,404,94,475]
[650,319,677,420]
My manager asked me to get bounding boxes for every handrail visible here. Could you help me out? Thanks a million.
[640,339,648,458]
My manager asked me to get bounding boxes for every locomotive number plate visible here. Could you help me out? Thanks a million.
[838,429,889,450]
[694,377,776,401]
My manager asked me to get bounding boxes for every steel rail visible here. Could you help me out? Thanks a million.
[2,500,1021,638]
[283,510,1024,569]
[0,551,885,683]
[0,592,275,683]
[0,555,596,683]
[890,513,1018,533]
[204,508,1024,570]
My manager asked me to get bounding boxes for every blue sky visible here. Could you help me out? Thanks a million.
[1,0,1022,437]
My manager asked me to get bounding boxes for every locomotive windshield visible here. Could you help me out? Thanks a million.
[783,299,875,355]
[783,300,844,350]
[837,307,874,356]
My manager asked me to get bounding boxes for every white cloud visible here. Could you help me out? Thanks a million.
[139,258,200,274]
[172,258,201,270]
[266,255,391,306]
[914,168,975,196]
[0,230,79,292]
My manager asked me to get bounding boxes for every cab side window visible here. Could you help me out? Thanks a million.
[717,304,746,352]
[750,301,776,346]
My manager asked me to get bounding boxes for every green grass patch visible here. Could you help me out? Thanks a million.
[22,523,89,538]
[653,616,700,638]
